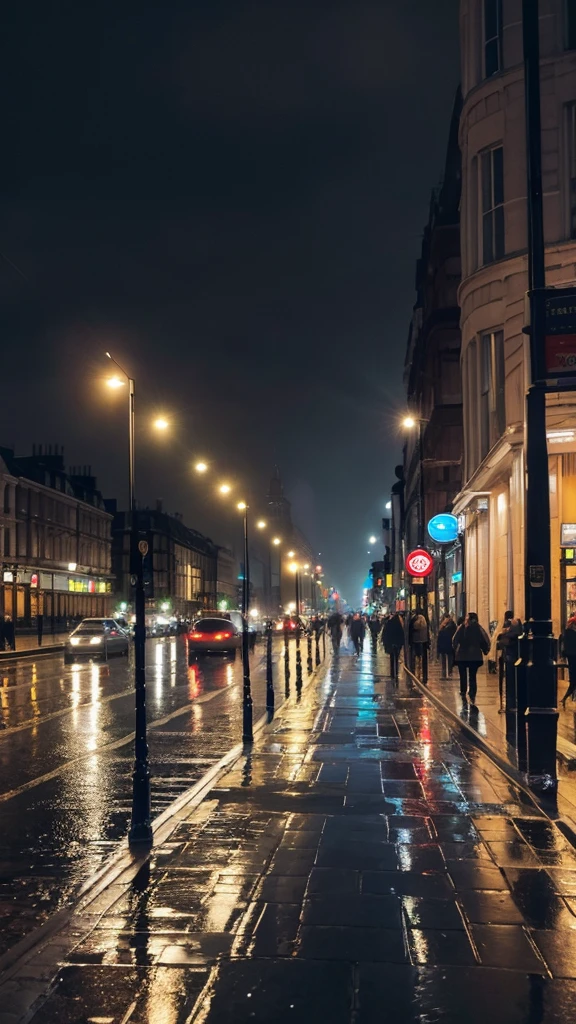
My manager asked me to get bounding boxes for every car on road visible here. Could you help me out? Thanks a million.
[64,618,130,663]
[187,617,241,660]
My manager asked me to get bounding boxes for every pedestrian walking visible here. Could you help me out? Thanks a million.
[3,615,15,652]
[368,613,381,648]
[349,612,365,657]
[495,610,523,713]
[327,610,343,654]
[560,614,576,707]
[409,607,429,683]
[383,611,404,680]
[437,613,456,678]
[452,612,490,705]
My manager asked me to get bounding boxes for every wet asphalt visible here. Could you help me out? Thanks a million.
[0,635,300,957]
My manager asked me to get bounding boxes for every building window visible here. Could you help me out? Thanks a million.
[3,485,10,514]
[481,146,504,264]
[484,0,502,77]
[567,0,576,49]
[480,330,505,460]
[465,339,478,476]
[3,528,10,557]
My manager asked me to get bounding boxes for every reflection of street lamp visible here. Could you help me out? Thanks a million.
[105,351,151,846]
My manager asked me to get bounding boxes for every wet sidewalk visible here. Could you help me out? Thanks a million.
[7,645,576,1023]
[416,659,576,835]
[0,634,68,660]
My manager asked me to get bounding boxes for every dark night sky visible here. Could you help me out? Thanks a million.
[0,0,459,604]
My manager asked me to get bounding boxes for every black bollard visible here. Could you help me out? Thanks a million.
[295,624,303,695]
[284,627,290,697]
[315,629,321,667]
[266,623,274,716]
[322,629,326,660]
[307,631,313,674]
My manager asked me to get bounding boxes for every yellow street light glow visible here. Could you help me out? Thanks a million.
[154,417,169,431]
[237,501,247,510]
[288,562,298,574]
[195,462,208,473]
[257,520,267,529]
[106,375,125,389]
[272,537,281,545]
[303,563,310,570]
[219,484,231,495]
[402,415,416,429]
[287,550,295,558]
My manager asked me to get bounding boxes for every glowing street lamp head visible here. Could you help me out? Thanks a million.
[257,520,267,529]
[288,561,298,574]
[219,483,231,495]
[303,563,310,570]
[237,501,247,511]
[154,417,169,431]
[287,550,295,558]
[106,375,125,389]
[272,537,281,546]
[369,535,377,545]
[402,415,416,429]
[195,462,208,473]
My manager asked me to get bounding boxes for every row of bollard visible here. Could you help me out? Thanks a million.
[265,622,326,717]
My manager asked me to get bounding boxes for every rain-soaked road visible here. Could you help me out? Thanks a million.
[0,635,301,957]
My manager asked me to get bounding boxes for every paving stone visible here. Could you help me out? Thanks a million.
[471,924,547,973]
[298,924,407,963]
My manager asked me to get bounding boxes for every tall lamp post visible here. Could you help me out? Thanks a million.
[237,502,253,743]
[520,0,558,795]
[402,415,427,614]
[105,353,152,846]
[289,560,303,690]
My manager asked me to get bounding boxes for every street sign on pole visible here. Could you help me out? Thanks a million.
[405,549,434,578]
[427,514,459,544]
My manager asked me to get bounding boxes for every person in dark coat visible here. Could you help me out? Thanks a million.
[327,611,343,653]
[349,613,366,657]
[368,614,381,647]
[3,615,15,651]
[383,611,404,680]
[409,608,429,683]
[452,612,490,704]
[437,613,457,678]
[560,614,576,707]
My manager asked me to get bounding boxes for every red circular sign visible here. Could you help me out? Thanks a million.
[405,548,434,578]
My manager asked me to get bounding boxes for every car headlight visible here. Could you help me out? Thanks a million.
[70,637,80,646]
[90,636,102,645]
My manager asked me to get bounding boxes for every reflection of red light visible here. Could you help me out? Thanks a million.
[187,664,200,698]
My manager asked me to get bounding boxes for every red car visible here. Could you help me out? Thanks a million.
[188,617,241,659]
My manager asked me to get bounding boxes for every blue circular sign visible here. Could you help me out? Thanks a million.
[427,513,459,544]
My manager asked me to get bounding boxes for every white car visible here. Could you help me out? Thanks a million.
[65,618,130,663]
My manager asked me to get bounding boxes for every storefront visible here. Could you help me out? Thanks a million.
[1,566,113,630]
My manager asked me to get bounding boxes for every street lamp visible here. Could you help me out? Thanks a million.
[369,536,377,546]
[153,417,169,431]
[288,561,303,689]
[195,462,208,473]
[105,352,151,846]
[219,483,231,495]
[237,501,253,743]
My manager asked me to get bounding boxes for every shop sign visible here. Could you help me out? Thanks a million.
[452,571,463,584]
[3,570,14,583]
[385,573,393,588]
[427,514,459,544]
[561,523,576,547]
[543,288,576,375]
[405,548,434,578]
[30,573,38,588]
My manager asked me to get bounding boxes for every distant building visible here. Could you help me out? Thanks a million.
[109,502,218,619]
[0,445,114,629]
[266,468,317,615]
[402,92,463,621]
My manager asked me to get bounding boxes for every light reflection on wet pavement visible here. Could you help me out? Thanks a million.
[8,645,576,1023]
[0,636,296,957]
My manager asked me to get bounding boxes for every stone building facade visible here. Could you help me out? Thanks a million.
[455,0,576,634]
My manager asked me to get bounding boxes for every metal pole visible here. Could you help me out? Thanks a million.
[521,0,558,796]
[266,621,274,715]
[129,377,152,846]
[295,571,303,692]
[307,629,313,674]
[242,508,253,743]
[284,625,290,696]
[315,626,321,666]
